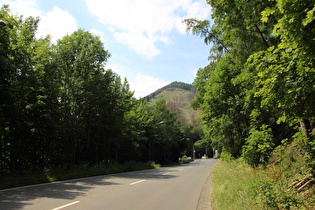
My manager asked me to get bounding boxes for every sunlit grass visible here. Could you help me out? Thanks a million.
[211,160,268,210]
[211,157,315,209]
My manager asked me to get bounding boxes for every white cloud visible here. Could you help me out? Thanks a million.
[89,28,105,43]
[130,74,170,98]
[106,64,169,98]
[106,63,126,78]
[85,0,211,59]
[3,0,77,43]
[115,31,161,59]
[89,29,103,37]
[192,68,198,77]
[37,7,77,42]
[2,0,39,17]
[187,1,209,19]
[176,1,210,34]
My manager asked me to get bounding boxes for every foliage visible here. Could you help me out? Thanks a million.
[256,136,315,209]
[242,125,274,166]
[212,160,264,210]
[292,130,315,176]
[0,5,187,179]
[182,155,188,160]
[212,158,315,210]
[194,138,212,158]
[186,0,315,166]
[187,0,315,206]
[146,99,186,164]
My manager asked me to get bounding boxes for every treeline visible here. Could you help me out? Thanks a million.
[0,5,187,175]
[186,0,315,170]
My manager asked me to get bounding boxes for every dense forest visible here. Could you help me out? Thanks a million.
[0,5,196,175]
[186,0,315,171]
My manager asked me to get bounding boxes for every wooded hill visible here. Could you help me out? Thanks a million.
[144,82,200,126]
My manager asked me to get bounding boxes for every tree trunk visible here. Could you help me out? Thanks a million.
[300,119,310,138]
[310,121,315,136]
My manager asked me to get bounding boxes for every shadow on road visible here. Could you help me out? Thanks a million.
[0,177,118,209]
[112,161,199,179]
[0,162,198,209]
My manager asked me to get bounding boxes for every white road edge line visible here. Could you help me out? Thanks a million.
[51,201,80,210]
[129,179,146,185]
[163,172,170,175]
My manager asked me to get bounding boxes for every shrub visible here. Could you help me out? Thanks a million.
[220,150,234,161]
[242,125,274,167]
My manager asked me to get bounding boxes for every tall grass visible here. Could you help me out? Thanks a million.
[212,155,315,209]
[211,160,267,210]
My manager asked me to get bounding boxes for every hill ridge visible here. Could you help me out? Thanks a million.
[144,81,200,126]
[144,81,196,101]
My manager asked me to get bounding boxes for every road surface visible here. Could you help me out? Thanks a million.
[0,159,217,210]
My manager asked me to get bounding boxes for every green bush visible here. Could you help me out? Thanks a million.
[212,134,315,209]
[293,131,315,175]
[242,125,274,167]
[256,136,314,209]
[220,150,234,161]
[258,181,303,209]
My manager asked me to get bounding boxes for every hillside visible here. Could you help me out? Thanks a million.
[144,82,200,126]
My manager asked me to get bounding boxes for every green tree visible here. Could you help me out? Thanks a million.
[0,5,12,173]
[187,0,315,168]
[242,125,274,166]
[54,29,111,166]
[119,99,151,162]
[185,0,270,160]
[252,0,315,126]
[0,6,44,172]
[147,99,185,164]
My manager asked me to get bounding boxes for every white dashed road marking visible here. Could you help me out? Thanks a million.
[129,179,146,185]
[52,201,80,210]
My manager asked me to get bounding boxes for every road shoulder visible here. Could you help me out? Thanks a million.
[197,160,216,210]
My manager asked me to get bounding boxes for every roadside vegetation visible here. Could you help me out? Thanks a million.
[212,138,315,209]
[184,0,315,208]
[212,160,263,210]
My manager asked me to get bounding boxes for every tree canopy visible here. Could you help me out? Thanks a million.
[0,5,189,175]
[187,0,315,168]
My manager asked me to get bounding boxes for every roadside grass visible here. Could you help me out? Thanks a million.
[0,161,160,190]
[211,159,267,210]
[212,153,315,209]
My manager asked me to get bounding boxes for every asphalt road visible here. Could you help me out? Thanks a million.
[0,159,217,210]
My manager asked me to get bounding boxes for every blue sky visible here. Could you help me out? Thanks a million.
[2,0,212,98]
